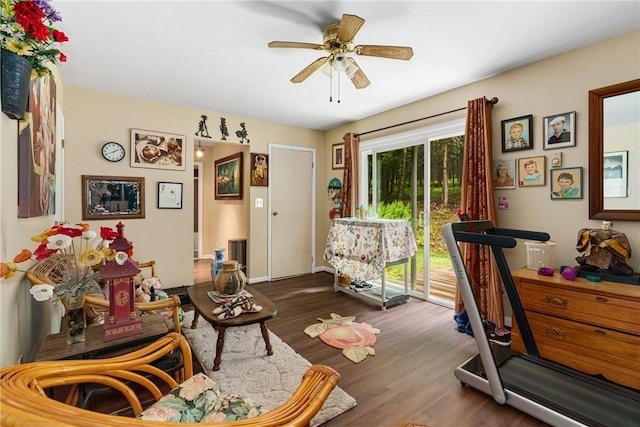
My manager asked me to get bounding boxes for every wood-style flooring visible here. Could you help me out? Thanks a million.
[188,263,548,427]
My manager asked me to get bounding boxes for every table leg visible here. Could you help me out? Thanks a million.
[191,310,200,329]
[260,322,273,356]
[212,325,226,371]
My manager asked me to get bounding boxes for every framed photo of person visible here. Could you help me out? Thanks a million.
[518,155,546,187]
[543,111,576,150]
[501,115,533,152]
[550,167,583,200]
[492,159,516,189]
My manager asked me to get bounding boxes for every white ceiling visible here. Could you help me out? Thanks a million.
[54,1,640,132]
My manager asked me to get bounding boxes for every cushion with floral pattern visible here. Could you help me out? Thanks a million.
[139,373,262,423]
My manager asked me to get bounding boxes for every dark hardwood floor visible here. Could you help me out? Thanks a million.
[187,263,548,427]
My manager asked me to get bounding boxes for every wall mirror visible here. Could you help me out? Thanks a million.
[588,79,640,221]
[82,175,145,220]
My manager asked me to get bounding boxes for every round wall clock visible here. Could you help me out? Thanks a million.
[101,141,126,162]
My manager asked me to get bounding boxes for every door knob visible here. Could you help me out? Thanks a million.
[272,211,278,216]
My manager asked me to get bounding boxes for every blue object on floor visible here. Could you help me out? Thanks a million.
[454,310,473,336]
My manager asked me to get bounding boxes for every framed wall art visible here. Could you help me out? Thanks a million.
[215,152,243,200]
[501,114,533,152]
[518,155,546,187]
[82,175,145,220]
[158,182,183,209]
[550,167,583,200]
[332,143,345,169]
[603,151,628,198]
[543,111,576,150]
[250,153,269,186]
[130,128,185,171]
[492,159,516,189]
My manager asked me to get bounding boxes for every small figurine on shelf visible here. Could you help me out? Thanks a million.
[235,122,250,144]
[328,177,342,219]
[195,114,211,138]
[575,221,634,276]
[220,117,229,140]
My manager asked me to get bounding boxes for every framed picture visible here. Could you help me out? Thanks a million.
[492,159,516,189]
[130,128,186,171]
[82,175,145,220]
[332,143,345,169]
[550,167,583,200]
[157,182,183,209]
[250,153,269,186]
[543,111,576,150]
[603,151,628,198]
[215,152,243,200]
[518,155,546,187]
[501,115,533,152]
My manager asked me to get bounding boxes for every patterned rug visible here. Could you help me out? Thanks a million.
[181,311,356,426]
[304,313,380,363]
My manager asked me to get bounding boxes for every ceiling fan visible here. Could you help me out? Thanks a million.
[268,14,414,90]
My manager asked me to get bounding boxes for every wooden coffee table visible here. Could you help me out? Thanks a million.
[187,283,278,371]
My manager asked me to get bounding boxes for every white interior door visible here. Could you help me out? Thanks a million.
[269,145,315,279]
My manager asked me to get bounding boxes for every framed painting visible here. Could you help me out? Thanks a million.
[332,143,345,169]
[550,167,583,200]
[130,128,185,170]
[250,153,269,186]
[158,182,183,209]
[492,159,516,189]
[501,114,533,152]
[18,75,57,218]
[543,111,576,150]
[603,151,628,198]
[215,152,243,200]
[82,175,145,220]
[518,155,546,187]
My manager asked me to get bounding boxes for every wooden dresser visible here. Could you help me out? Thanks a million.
[511,268,640,390]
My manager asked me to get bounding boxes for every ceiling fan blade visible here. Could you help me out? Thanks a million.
[337,14,365,43]
[355,45,414,60]
[291,57,329,83]
[268,41,324,50]
[346,58,370,89]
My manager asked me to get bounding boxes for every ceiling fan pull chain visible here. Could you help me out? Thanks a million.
[329,63,333,102]
[337,70,341,103]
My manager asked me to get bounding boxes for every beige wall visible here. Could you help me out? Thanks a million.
[322,30,640,273]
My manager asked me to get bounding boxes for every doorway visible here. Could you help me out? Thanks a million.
[269,145,315,279]
[194,161,203,260]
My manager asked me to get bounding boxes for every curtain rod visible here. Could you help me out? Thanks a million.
[355,97,499,138]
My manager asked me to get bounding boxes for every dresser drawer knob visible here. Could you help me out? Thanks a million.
[595,296,608,303]
[545,296,567,308]
[544,327,566,340]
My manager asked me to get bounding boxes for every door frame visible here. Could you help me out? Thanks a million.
[194,161,203,260]
[267,143,316,280]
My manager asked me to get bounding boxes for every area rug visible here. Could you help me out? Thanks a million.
[181,311,356,426]
[304,313,380,363]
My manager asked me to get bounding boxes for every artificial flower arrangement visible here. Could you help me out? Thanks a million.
[0,223,124,304]
[0,0,68,77]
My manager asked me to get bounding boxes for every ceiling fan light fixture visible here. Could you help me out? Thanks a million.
[344,61,358,79]
[332,53,348,71]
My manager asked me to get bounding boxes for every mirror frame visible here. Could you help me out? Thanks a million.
[82,175,145,220]
[588,78,640,221]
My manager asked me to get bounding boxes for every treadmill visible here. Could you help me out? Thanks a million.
[442,220,640,427]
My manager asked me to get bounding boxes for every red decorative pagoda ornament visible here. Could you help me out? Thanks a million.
[99,222,142,341]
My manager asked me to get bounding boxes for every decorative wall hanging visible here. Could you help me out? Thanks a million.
[158,182,183,209]
[195,114,211,138]
[492,159,516,189]
[215,152,243,200]
[543,111,576,150]
[518,155,546,187]
[82,175,145,220]
[501,114,533,152]
[220,117,229,140]
[550,167,583,200]
[235,122,250,144]
[130,128,185,171]
[1,49,32,120]
[18,76,57,218]
[332,143,345,169]
[250,153,269,186]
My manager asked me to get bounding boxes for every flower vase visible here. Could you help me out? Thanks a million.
[1,49,32,120]
[65,294,87,345]
[214,260,246,296]
[210,247,226,282]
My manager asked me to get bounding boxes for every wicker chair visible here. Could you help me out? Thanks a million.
[0,333,341,427]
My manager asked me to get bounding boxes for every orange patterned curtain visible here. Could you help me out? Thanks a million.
[341,133,360,218]
[455,97,504,328]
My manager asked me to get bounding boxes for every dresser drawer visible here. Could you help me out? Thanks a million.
[517,280,640,335]
[513,311,640,390]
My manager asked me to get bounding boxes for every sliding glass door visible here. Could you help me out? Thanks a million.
[359,120,464,307]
